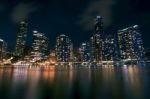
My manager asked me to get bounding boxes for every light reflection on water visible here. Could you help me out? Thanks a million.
[0,65,150,99]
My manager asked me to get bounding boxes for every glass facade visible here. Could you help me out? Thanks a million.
[118,25,145,61]
[91,16,104,62]
[0,39,7,60]
[79,42,91,62]
[103,35,118,61]
[55,34,73,62]
[31,31,48,61]
[15,21,27,56]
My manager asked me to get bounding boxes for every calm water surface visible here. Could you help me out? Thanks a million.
[0,65,150,99]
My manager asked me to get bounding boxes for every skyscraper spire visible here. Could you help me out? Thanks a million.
[91,16,104,63]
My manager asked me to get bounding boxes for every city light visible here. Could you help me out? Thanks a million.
[0,16,145,67]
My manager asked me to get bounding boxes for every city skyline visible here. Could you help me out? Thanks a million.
[0,0,150,50]
[0,1,150,99]
[0,16,145,65]
[0,18,147,52]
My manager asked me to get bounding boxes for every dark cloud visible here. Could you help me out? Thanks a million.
[0,4,5,12]
[11,2,39,23]
[77,0,116,30]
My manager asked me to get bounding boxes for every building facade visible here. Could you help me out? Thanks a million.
[15,21,28,57]
[103,35,118,61]
[91,16,104,62]
[31,31,48,62]
[55,34,73,62]
[0,39,7,60]
[118,25,145,61]
[79,42,91,62]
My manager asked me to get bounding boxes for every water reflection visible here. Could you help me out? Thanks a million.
[13,69,28,84]
[42,68,55,82]
[123,65,144,99]
[0,65,150,99]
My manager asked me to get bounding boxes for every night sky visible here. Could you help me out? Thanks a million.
[0,0,150,51]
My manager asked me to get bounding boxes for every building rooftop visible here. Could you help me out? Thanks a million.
[118,25,139,32]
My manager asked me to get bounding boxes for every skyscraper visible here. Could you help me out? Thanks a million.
[31,31,48,62]
[0,39,7,60]
[118,25,145,61]
[15,21,27,57]
[91,16,104,62]
[55,34,73,62]
[103,35,118,61]
[79,42,91,62]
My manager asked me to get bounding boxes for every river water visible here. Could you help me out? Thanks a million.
[0,65,150,99]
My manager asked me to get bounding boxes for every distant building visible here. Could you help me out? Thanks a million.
[0,39,7,60]
[118,25,145,61]
[55,34,73,62]
[15,21,28,57]
[48,50,56,64]
[103,35,118,61]
[91,16,104,62]
[79,42,91,62]
[31,31,48,61]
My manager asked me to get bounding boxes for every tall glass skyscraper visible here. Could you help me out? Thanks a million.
[103,35,118,61]
[31,31,48,61]
[0,39,7,60]
[79,42,91,62]
[91,16,104,62]
[118,25,145,61]
[55,34,73,62]
[15,21,27,57]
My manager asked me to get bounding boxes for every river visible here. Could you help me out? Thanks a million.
[0,65,150,99]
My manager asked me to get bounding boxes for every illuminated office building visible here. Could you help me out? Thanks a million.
[91,16,104,62]
[0,39,7,60]
[15,21,28,57]
[31,31,48,61]
[79,42,91,62]
[55,34,73,62]
[118,25,145,61]
[103,35,118,61]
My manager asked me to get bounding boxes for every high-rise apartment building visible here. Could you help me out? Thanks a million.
[0,39,7,60]
[15,21,27,57]
[91,16,104,62]
[55,34,73,62]
[103,35,118,61]
[118,25,145,61]
[31,31,48,61]
[79,42,91,62]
